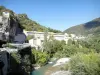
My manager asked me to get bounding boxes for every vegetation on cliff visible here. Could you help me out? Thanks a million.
[17,13,61,32]
[0,6,61,33]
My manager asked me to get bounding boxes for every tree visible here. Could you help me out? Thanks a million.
[32,49,48,66]
[70,52,100,75]
[42,28,48,52]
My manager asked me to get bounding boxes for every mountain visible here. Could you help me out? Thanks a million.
[64,17,100,35]
[0,6,61,33]
[17,14,61,32]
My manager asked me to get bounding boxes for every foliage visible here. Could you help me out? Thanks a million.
[88,35,100,53]
[11,52,31,65]
[77,35,100,53]
[17,14,61,32]
[32,49,49,66]
[48,27,61,33]
[18,14,44,31]
[53,39,95,58]
[61,45,78,57]
[0,6,61,32]
[10,51,32,74]
[69,52,100,75]
[43,28,48,52]
[42,36,94,58]
[43,39,66,58]
[26,35,34,40]
[67,39,75,45]
[22,55,31,65]
[11,52,21,64]
[0,6,14,16]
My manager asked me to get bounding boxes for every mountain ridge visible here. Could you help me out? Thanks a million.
[64,17,100,35]
[0,6,61,33]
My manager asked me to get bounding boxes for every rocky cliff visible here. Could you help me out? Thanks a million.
[0,11,26,45]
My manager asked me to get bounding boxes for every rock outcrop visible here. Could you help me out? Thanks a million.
[51,71,71,75]
[0,11,31,75]
[0,12,26,45]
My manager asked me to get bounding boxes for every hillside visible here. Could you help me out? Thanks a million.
[64,17,100,35]
[0,6,61,33]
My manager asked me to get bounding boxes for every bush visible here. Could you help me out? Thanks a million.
[62,45,78,57]
[77,47,95,54]
[27,35,33,40]
[43,40,65,58]
[32,49,49,66]
[69,52,100,75]
[11,52,21,64]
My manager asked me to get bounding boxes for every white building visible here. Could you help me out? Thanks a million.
[24,30,85,50]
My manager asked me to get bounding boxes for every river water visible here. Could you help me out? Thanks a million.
[31,62,55,75]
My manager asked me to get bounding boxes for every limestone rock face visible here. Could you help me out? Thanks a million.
[0,12,26,43]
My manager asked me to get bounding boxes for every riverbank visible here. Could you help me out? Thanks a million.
[44,64,71,75]
[45,58,70,75]
[44,63,68,75]
[31,58,70,75]
[51,71,71,75]
[31,60,56,75]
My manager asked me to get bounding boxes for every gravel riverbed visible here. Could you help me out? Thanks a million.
[51,71,71,75]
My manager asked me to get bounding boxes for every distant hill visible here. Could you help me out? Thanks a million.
[0,6,61,33]
[17,14,61,32]
[64,17,100,35]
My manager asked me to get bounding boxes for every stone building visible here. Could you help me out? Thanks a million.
[24,30,85,50]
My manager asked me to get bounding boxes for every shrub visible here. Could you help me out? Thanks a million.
[63,45,78,57]
[11,52,21,64]
[32,49,48,66]
[77,47,95,54]
[69,52,100,75]
[27,35,34,40]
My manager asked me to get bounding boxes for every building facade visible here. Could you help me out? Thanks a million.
[24,30,85,50]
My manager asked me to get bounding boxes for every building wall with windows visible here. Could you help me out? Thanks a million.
[24,30,85,50]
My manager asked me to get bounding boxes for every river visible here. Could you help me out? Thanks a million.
[31,62,55,75]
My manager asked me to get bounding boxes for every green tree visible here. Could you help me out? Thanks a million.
[69,52,100,75]
[32,49,48,66]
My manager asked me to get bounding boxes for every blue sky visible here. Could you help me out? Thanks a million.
[0,0,100,31]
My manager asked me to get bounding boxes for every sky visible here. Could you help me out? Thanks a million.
[0,0,100,31]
